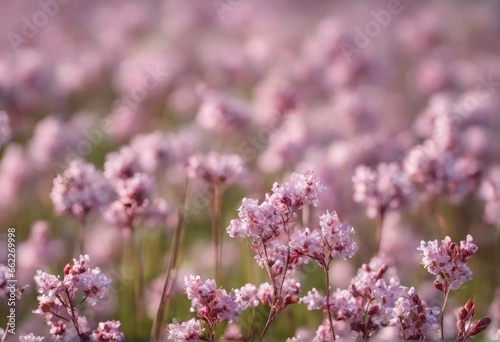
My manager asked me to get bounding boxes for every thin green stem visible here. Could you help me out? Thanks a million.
[212,183,223,283]
[247,307,256,341]
[324,266,336,341]
[432,198,448,238]
[375,208,385,255]
[441,288,450,341]
[259,307,277,342]
[151,179,189,342]
[78,215,86,255]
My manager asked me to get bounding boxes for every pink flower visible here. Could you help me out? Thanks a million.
[479,167,500,225]
[417,235,478,291]
[50,160,113,219]
[196,90,251,134]
[0,111,11,147]
[302,288,325,311]
[227,198,281,244]
[329,258,406,339]
[184,275,241,324]
[167,319,204,341]
[254,243,289,276]
[319,211,358,260]
[48,320,66,341]
[266,170,326,214]
[187,152,245,185]
[313,319,335,342]
[352,163,412,219]
[92,320,124,341]
[403,141,480,202]
[130,131,174,174]
[234,284,260,309]
[289,228,324,265]
[18,333,45,341]
[103,147,141,181]
[33,255,113,340]
[390,287,440,340]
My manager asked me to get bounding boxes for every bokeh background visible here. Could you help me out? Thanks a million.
[1,1,500,340]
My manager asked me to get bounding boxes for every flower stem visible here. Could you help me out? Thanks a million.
[78,215,86,255]
[375,208,385,255]
[212,183,223,283]
[432,198,448,238]
[259,307,276,342]
[324,266,337,341]
[247,307,256,341]
[440,288,450,341]
[151,179,189,342]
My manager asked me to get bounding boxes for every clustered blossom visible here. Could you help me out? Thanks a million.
[18,334,45,341]
[302,288,325,311]
[234,283,260,309]
[227,170,359,339]
[0,264,10,300]
[389,287,440,340]
[50,159,113,219]
[196,90,251,134]
[352,162,412,219]
[328,258,406,339]
[227,198,281,244]
[92,320,125,341]
[290,210,358,268]
[266,169,326,213]
[184,275,241,324]
[103,148,168,230]
[33,255,121,341]
[403,140,480,202]
[130,131,174,174]
[417,235,478,292]
[187,152,246,186]
[258,277,301,307]
[456,300,491,342]
[479,167,500,225]
[313,319,335,342]
[0,110,11,147]
[167,319,204,341]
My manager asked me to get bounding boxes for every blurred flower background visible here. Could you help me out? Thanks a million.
[1,0,500,340]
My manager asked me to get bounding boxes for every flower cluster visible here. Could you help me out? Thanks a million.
[50,159,113,219]
[33,255,122,341]
[418,235,478,292]
[390,287,440,340]
[103,147,169,230]
[328,258,406,339]
[290,210,358,268]
[0,110,11,147]
[173,275,243,340]
[403,140,480,202]
[233,283,260,310]
[184,275,241,324]
[227,171,326,318]
[479,166,500,225]
[352,162,412,219]
[167,318,204,341]
[187,152,246,186]
[196,90,251,134]
[92,320,125,342]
